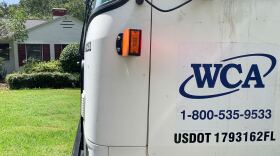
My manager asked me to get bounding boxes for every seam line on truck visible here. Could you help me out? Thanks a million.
[146,0,153,149]
[88,139,146,148]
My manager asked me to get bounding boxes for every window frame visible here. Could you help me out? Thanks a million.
[94,0,113,9]
[88,0,129,24]
[25,44,44,61]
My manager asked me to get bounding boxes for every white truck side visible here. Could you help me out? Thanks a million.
[75,0,280,156]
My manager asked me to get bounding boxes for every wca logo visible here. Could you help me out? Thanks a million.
[179,54,277,99]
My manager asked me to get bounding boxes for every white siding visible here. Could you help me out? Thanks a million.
[24,16,82,44]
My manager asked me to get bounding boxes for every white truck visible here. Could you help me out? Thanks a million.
[73,0,280,156]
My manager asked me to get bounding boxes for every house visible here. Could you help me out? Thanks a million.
[0,8,83,74]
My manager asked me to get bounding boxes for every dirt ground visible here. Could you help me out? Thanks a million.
[0,83,8,89]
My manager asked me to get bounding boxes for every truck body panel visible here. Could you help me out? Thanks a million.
[79,0,280,155]
[84,0,151,148]
[149,0,280,156]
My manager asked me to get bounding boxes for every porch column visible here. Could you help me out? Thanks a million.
[50,44,55,60]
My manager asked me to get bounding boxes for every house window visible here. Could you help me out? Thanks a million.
[26,44,43,60]
[0,44,10,61]
[55,44,68,59]
[18,44,50,66]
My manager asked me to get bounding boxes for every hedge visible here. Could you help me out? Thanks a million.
[6,72,79,89]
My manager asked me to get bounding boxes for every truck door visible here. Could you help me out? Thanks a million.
[149,0,280,156]
[83,1,151,155]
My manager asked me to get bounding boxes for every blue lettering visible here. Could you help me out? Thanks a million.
[191,64,222,88]
[220,64,243,89]
[242,64,265,88]
[180,53,276,99]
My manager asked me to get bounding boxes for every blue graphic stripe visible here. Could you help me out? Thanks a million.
[221,53,276,77]
[179,75,240,99]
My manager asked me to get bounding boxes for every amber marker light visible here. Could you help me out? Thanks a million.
[121,28,142,57]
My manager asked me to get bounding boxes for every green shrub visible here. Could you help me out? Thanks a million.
[6,72,79,89]
[59,44,81,73]
[0,57,7,81]
[22,59,62,73]
[21,58,40,73]
[0,68,7,81]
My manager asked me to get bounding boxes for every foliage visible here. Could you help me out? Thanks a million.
[6,72,79,89]
[7,7,28,41]
[1,0,85,41]
[0,18,11,40]
[0,57,4,72]
[0,89,80,155]
[0,57,7,81]
[20,58,40,73]
[19,0,54,19]
[22,59,62,73]
[0,3,28,41]
[19,0,85,20]
[59,44,81,73]
[0,2,9,17]
[11,57,81,89]
[63,0,85,20]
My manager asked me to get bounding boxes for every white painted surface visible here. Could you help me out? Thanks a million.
[83,0,280,156]
[88,144,108,156]
[13,41,19,71]
[50,44,55,60]
[84,0,151,148]
[109,147,146,156]
[149,0,280,156]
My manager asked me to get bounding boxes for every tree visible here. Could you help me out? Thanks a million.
[0,6,28,41]
[20,0,53,19]
[0,2,9,17]
[0,20,10,40]
[7,7,28,41]
[19,0,85,20]
[0,0,85,41]
[64,0,85,20]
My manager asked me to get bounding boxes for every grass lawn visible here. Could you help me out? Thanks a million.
[0,89,80,156]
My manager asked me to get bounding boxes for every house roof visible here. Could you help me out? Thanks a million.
[0,18,47,40]
[26,15,83,32]
[1,16,82,41]
[25,19,48,29]
[2,15,82,31]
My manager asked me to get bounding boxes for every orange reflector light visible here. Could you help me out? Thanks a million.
[122,29,142,56]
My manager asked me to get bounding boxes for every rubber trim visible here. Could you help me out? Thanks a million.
[87,0,129,25]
